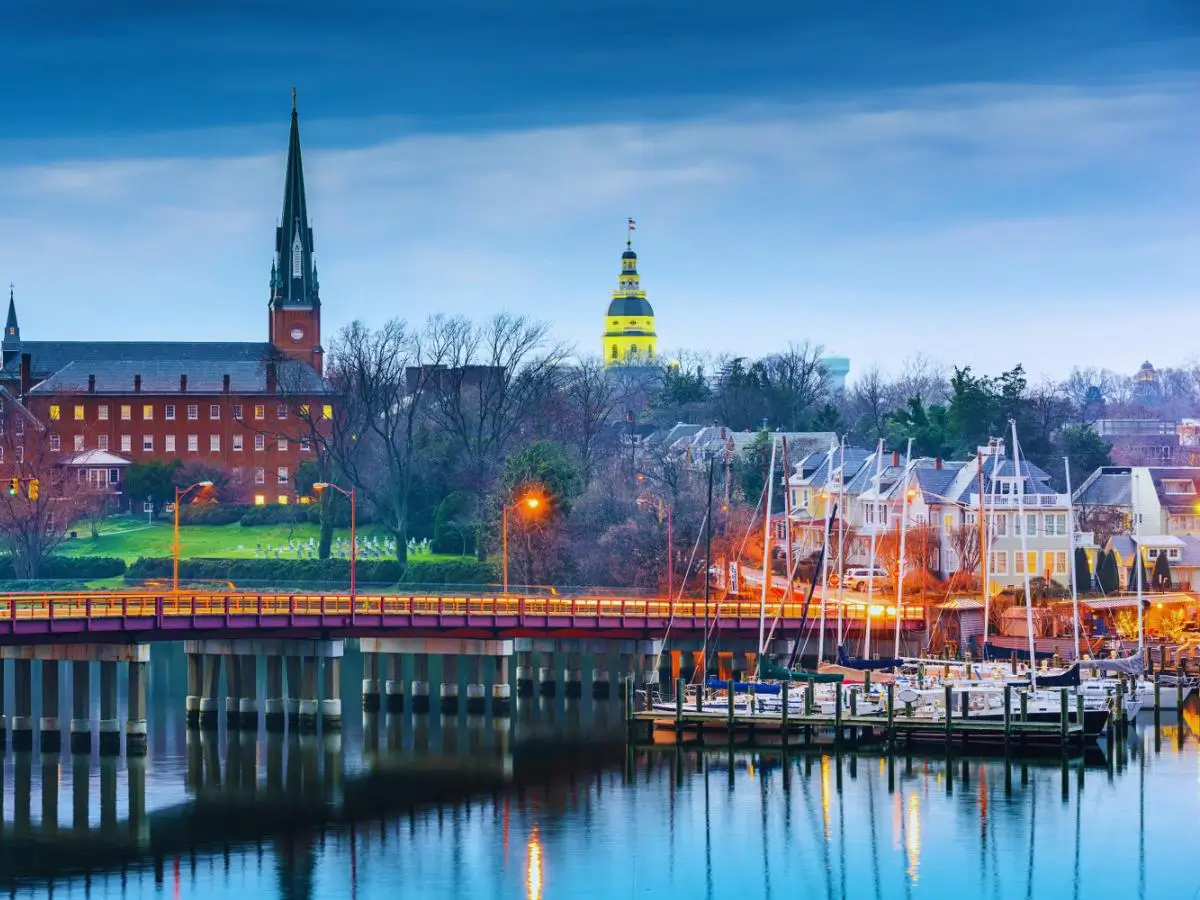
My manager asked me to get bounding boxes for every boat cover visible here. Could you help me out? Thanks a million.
[705,678,781,695]
[981,642,1058,661]
[836,645,902,671]
[1036,664,1081,687]
[759,657,845,683]
[1079,652,1144,676]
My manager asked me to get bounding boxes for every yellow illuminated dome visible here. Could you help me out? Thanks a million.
[602,236,657,366]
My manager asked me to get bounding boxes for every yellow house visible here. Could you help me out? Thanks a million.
[602,237,657,366]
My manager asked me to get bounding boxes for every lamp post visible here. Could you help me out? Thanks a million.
[173,480,214,592]
[314,483,356,600]
[502,494,543,594]
[635,477,674,601]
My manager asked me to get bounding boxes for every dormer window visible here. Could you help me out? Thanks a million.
[291,229,303,278]
[1163,479,1195,496]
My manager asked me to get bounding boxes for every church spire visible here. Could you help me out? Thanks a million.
[3,283,21,365]
[272,89,318,309]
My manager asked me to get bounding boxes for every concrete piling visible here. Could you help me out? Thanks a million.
[412,654,431,714]
[537,653,557,697]
[440,654,460,714]
[465,655,486,714]
[265,655,285,731]
[185,652,203,728]
[385,653,405,713]
[238,655,258,730]
[126,660,148,756]
[592,654,611,699]
[298,656,319,732]
[492,655,512,715]
[12,659,32,751]
[40,660,61,753]
[98,660,120,755]
[516,651,533,697]
[70,660,91,754]
[564,653,582,699]
[322,656,343,731]
[199,654,220,729]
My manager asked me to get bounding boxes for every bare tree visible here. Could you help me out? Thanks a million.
[759,341,828,430]
[424,313,567,557]
[948,524,982,583]
[846,365,894,442]
[562,357,617,488]
[1076,504,1129,550]
[891,354,950,406]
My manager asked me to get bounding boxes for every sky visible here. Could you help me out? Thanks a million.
[0,0,1196,382]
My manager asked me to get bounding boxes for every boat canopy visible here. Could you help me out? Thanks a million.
[1079,652,1144,677]
[759,657,845,683]
[836,645,902,671]
[982,642,1058,662]
[1035,664,1081,687]
[705,678,782,695]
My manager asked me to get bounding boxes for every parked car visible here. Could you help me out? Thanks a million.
[830,566,888,592]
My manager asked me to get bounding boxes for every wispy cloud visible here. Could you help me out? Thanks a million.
[0,78,1195,377]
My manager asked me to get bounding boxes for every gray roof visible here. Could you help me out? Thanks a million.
[798,447,872,490]
[913,464,965,502]
[28,358,328,396]
[844,451,909,495]
[1075,470,1132,507]
[1,340,277,380]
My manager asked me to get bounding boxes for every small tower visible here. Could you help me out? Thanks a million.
[602,219,658,366]
[2,284,21,368]
[268,90,323,373]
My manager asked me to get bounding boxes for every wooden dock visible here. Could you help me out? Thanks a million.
[623,678,1092,755]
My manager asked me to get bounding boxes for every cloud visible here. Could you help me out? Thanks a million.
[0,77,1195,378]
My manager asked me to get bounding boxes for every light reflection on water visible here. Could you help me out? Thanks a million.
[0,647,1197,898]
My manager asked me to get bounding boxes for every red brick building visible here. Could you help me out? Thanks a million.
[0,97,330,506]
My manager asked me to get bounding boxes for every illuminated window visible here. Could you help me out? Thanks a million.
[73,405,84,421]
[74,435,84,452]
[254,494,266,506]
[121,405,131,421]
[49,433,60,452]
[143,405,153,420]
[98,405,109,421]
[278,495,289,505]
[254,405,265,420]
[322,404,333,420]
[49,405,61,421]
[300,404,310,416]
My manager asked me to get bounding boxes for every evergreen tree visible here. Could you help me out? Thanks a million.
[1152,551,1173,592]
[1127,550,1148,593]
[1097,550,1120,594]
[1073,547,1092,595]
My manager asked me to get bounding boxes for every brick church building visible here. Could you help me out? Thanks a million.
[0,96,331,506]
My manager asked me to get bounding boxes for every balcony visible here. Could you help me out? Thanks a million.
[966,492,1069,509]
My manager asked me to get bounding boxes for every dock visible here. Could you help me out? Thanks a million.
[623,678,1093,755]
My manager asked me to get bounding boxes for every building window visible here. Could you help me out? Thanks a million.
[300,438,310,453]
[73,405,84,421]
[209,404,220,420]
[15,446,22,463]
[1015,551,1038,575]
[943,513,954,530]
[277,467,289,485]
[254,467,265,485]
[210,435,220,452]
[48,433,60,452]
[98,435,108,451]
[254,494,266,506]
[165,435,176,453]
[109,468,119,486]
[142,404,153,420]
[277,438,288,452]
[187,404,198,421]
[254,434,265,451]
[1049,551,1068,575]
[1163,479,1195,495]
[1169,548,1182,561]
[142,435,153,452]
[278,495,289,505]
[121,435,131,453]
[187,435,198,453]
[121,405,131,421]
[254,405,265,420]
[300,404,310,417]
[98,405,109,421]
[276,404,288,419]
[990,551,1008,575]
[165,404,175,421]
[233,434,243,452]
[49,405,61,421]
[234,404,243,420]
[322,404,333,420]
[74,435,84,452]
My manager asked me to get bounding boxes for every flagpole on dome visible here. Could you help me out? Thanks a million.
[627,216,636,248]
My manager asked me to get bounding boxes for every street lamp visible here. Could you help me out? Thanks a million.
[503,492,544,594]
[173,480,214,592]
[635,477,674,601]
[314,482,357,600]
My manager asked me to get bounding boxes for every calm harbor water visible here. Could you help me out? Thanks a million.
[1,644,1199,898]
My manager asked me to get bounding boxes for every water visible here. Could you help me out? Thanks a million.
[2,646,1199,898]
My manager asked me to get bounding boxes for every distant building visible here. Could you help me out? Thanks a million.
[602,223,658,366]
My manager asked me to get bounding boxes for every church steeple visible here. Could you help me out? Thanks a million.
[268,91,324,374]
[3,283,21,366]
[272,88,318,310]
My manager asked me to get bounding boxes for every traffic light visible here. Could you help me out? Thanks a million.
[27,478,39,501]
[6,478,17,497]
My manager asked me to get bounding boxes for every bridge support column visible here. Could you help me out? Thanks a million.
[361,652,381,712]
[516,651,533,697]
[40,660,61,753]
[298,657,319,732]
[537,653,557,697]
[11,659,32,751]
[644,652,661,699]
[185,651,203,728]
[0,658,6,751]
[237,656,258,730]
[564,653,583,699]
[592,655,611,699]
[225,654,241,730]
[98,660,120,755]
[41,749,59,835]
[440,655,459,714]
[70,661,91,754]
[126,660,148,756]
[411,655,430,714]
[465,656,486,714]
[492,655,511,715]
[322,656,342,731]
[198,655,220,729]
[385,653,404,713]
[265,656,285,732]
[285,655,302,728]
[72,751,90,831]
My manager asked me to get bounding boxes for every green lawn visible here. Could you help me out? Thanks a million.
[58,519,460,564]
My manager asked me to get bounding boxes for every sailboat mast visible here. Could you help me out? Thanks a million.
[703,454,714,680]
[757,435,778,671]
[1133,468,1144,657]
[1011,420,1037,688]
[893,438,914,659]
[982,439,998,657]
[1064,455,1080,660]
[836,436,847,647]
[817,441,837,663]
[864,438,885,660]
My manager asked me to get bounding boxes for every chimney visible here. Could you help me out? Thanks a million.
[180,374,188,392]
[222,373,231,394]
[891,450,900,468]
[87,374,95,393]
[266,360,278,393]
[720,426,727,439]
[19,352,30,396]
[133,374,142,393]
[934,457,942,470]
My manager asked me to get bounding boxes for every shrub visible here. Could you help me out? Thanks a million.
[126,557,403,586]
[0,556,126,579]
[401,559,498,586]
[0,580,93,592]
[239,505,310,527]
[177,504,251,526]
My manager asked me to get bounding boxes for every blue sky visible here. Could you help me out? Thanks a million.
[0,0,1196,380]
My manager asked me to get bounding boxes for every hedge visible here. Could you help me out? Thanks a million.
[177,504,251,526]
[124,556,497,587]
[0,580,93,593]
[401,559,497,586]
[0,556,126,579]
[239,505,311,527]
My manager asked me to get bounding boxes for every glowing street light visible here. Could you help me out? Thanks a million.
[503,490,545,593]
[173,481,214,592]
